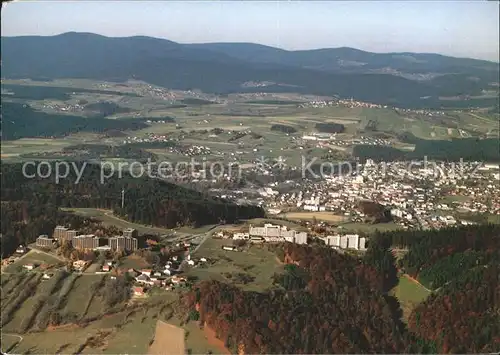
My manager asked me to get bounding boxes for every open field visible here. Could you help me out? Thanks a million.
[4,250,63,272]
[3,78,497,167]
[187,236,284,292]
[1,138,73,159]
[0,334,22,353]
[61,275,106,320]
[148,320,185,355]
[8,295,206,355]
[0,271,181,354]
[117,255,151,270]
[393,274,431,321]
[280,211,347,222]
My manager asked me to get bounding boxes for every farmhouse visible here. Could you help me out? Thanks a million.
[133,286,145,296]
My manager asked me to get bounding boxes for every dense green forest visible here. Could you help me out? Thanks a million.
[1,201,118,257]
[182,224,499,353]
[83,101,132,116]
[183,242,442,353]
[1,83,140,101]
[416,250,494,289]
[408,264,500,353]
[353,137,500,162]
[0,162,265,232]
[375,224,500,280]
[315,122,346,134]
[2,102,147,140]
[270,124,297,134]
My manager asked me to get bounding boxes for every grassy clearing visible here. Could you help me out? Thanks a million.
[393,275,431,321]
[281,211,346,222]
[11,293,179,354]
[61,208,171,235]
[166,317,226,355]
[337,221,403,234]
[117,255,151,270]
[1,138,78,160]
[188,237,284,292]
[4,250,62,272]
[61,275,105,319]
[1,274,43,333]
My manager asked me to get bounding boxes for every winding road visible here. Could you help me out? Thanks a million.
[1,333,23,354]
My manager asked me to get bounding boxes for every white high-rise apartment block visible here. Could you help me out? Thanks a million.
[340,236,348,249]
[347,234,360,250]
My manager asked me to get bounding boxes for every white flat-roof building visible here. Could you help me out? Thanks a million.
[340,236,348,249]
[347,234,360,250]
[359,237,366,250]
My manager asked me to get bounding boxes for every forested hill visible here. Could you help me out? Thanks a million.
[2,102,148,140]
[0,163,265,228]
[184,243,433,353]
[183,225,500,354]
[2,32,498,107]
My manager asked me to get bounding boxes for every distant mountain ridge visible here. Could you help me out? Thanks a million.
[2,32,499,108]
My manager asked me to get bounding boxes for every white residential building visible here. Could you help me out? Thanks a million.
[359,237,367,250]
[347,234,360,250]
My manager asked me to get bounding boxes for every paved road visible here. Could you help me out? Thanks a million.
[1,333,23,354]
[176,226,218,271]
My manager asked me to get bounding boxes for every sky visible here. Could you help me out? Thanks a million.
[2,1,499,62]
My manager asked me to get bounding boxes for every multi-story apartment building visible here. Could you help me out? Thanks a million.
[123,228,138,239]
[340,235,348,249]
[347,234,360,250]
[249,224,308,244]
[72,234,100,250]
[36,235,55,248]
[293,232,308,245]
[108,235,138,251]
[324,235,341,248]
[53,226,78,243]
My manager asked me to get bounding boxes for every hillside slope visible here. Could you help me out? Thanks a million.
[2,32,498,107]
